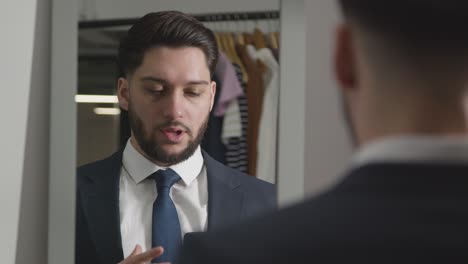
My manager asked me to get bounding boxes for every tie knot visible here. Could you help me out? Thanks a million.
[151,168,181,191]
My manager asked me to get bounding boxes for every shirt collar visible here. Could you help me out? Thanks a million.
[352,135,468,168]
[122,139,204,186]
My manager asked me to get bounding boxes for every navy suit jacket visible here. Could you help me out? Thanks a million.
[75,150,276,264]
[180,162,468,264]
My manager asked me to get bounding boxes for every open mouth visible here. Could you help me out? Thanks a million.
[161,127,185,142]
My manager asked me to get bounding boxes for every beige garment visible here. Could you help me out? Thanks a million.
[253,47,280,184]
[236,43,265,176]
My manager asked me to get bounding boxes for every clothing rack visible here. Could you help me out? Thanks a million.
[78,10,280,29]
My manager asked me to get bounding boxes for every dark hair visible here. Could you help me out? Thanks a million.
[338,1,468,54]
[118,11,218,77]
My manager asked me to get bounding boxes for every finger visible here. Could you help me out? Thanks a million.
[134,246,164,262]
[129,244,143,257]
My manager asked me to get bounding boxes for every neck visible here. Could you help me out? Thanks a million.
[357,95,468,146]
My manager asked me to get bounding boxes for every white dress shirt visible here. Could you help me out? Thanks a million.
[119,140,208,257]
[352,135,468,167]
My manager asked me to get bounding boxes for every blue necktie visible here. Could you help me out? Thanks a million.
[151,169,182,263]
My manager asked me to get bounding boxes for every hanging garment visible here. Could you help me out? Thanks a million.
[223,63,248,173]
[201,75,226,164]
[236,43,265,176]
[222,98,242,143]
[213,52,244,117]
[249,46,280,184]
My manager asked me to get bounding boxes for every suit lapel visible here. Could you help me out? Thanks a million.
[203,151,245,230]
[79,151,124,263]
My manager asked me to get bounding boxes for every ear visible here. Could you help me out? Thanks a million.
[117,77,130,111]
[334,24,358,91]
[209,80,217,112]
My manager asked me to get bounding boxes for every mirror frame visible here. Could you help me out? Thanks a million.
[48,0,306,263]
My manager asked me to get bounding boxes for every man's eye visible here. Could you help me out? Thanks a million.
[186,91,200,97]
[146,87,164,95]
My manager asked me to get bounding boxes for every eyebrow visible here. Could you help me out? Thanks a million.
[140,76,210,86]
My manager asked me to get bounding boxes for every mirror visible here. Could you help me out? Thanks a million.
[74,1,283,263]
[47,0,312,263]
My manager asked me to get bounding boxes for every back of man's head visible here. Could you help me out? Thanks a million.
[338,1,468,55]
[336,1,468,144]
[338,1,468,85]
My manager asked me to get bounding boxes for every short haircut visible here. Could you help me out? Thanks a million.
[338,1,468,56]
[118,11,218,77]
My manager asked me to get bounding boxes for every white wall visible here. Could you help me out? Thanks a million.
[48,0,77,263]
[0,0,37,262]
[303,0,352,197]
[277,0,306,207]
[0,0,52,263]
[15,0,51,263]
[79,0,280,20]
[276,0,352,206]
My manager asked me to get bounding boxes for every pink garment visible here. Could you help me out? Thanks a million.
[213,52,244,117]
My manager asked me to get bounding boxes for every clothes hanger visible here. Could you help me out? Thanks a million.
[221,32,236,62]
[215,32,224,52]
[228,32,245,69]
[267,13,278,49]
[226,32,238,57]
[238,14,253,46]
[210,15,225,53]
[253,17,267,50]
[216,17,243,74]
[234,14,245,46]
[224,15,248,82]
[217,15,236,60]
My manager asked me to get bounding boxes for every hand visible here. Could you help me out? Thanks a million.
[118,244,169,264]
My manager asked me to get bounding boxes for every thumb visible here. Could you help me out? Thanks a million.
[129,244,142,257]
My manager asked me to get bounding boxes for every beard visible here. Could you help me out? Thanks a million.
[128,103,209,166]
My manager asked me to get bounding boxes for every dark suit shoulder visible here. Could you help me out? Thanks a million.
[202,151,277,216]
[230,165,275,193]
[232,166,277,210]
[75,150,124,264]
[180,163,468,264]
[76,150,123,185]
[203,150,275,194]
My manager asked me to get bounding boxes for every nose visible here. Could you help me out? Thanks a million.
[162,91,184,120]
